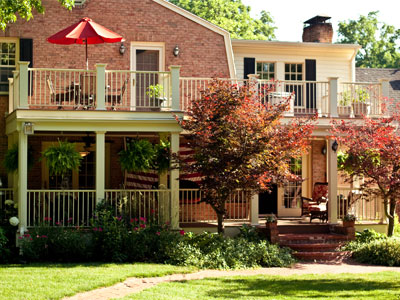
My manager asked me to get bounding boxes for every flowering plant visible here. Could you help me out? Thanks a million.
[265,215,277,223]
[9,216,19,226]
[343,214,356,222]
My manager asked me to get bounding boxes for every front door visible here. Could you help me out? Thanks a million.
[259,185,278,215]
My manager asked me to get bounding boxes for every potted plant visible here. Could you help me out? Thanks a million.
[41,140,82,188]
[146,84,167,111]
[338,91,351,118]
[3,143,35,173]
[342,213,356,227]
[265,214,277,229]
[351,88,370,117]
[118,139,156,172]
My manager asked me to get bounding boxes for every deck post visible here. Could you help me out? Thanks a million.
[18,128,28,234]
[158,133,169,223]
[8,78,14,113]
[95,131,106,204]
[328,77,338,118]
[250,193,259,226]
[327,139,338,224]
[95,64,106,110]
[169,66,181,111]
[18,62,30,109]
[170,132,180,229]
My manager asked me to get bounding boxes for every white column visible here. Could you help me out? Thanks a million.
[169,66,181,111]
[170,132,180,229]
[95,64,107,110]
[328,77,338,118]
[18,129,28,234]
[250,194,259,225]
[327,139,338,224]
[96,131,106,204]
[18,62,29,109]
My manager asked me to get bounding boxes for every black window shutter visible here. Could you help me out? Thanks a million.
[305,59,316,81]
[243,57,255,79]
[20,38,33,95]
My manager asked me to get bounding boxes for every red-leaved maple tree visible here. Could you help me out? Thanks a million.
[332,112,400,236]
[178,79,315,233]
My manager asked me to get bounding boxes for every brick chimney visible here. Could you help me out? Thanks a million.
[302,15,333,43]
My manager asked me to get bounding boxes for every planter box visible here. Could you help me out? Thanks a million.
[352,103,370,117]
[343,220,355,227]
[338,106,351,118]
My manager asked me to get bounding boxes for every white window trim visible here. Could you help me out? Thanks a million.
[0,37,19,95]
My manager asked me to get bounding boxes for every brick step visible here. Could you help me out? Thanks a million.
[293,251,351,262]
[279,233,350,244]
[278,224,330,234]
[280,243,343,252]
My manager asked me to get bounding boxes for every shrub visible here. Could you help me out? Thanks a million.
[352,238,400,266]
[0,227,8,259]
[343,229,387,251]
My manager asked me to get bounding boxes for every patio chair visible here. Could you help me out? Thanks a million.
[46,76,70,109]
[107,79,128,109]
[301,182,328,216]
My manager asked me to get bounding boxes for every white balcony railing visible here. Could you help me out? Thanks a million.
[27,190,96,227]
[179,189,250,223]
[337,187,384,222]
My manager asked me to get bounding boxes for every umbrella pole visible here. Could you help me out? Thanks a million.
[86,39,88,70]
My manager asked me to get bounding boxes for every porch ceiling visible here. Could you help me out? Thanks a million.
[6,109,183,134]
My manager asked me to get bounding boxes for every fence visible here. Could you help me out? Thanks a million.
[337,187,384,222]
[27,190,96,227]
[179,189,250,223]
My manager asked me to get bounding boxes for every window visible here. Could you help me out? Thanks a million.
[283,158,302,208]
[284,63,303,81]
[0,40,17,93]
[256,62,275,80]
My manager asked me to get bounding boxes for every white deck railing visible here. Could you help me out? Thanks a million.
[338,82,381,117]
[179,189,250,223]
[337,187,384,222]
[104,189,171,224]
[27,190,96,227]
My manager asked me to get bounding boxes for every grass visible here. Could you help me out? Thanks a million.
[0,262,196,300]
[122,272,400,300]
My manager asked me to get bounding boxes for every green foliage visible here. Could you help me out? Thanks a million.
[352,237,400,266]
[153,140,170,174]
[0,227,8,261]
[146,84,165,99]
[41,140,82,178]
[3,143,35,173]
[338,11,400,68]
[343,228,386,252]
[119,139,156,173]
[0,0,74,31]
[343,214,356,222]
[238,224,262,242]
[168,0,276,40]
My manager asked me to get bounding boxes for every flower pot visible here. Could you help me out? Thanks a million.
[338,106,351,118]
[343,220,355,227]
[265,221,277,229]
[352,103,370,117]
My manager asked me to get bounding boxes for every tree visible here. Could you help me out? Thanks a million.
[332,111,400,236]
[177,80,314,233]
[168,0,276,40]
[0,0,74,31]
[337,11,400,68]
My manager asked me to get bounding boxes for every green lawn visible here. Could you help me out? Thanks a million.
[0,263,196,300]
[122,272,400,300]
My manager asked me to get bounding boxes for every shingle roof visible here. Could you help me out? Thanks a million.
[356,68,400,103]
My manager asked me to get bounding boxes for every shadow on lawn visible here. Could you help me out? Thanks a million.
[191,274,400,299]
[1,262,138,268]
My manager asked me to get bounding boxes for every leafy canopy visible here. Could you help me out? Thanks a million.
[337,11,400,68]
[168,0,276,40]
[0,0,74,31]
[332,108,400,236]
[178,79,314,232]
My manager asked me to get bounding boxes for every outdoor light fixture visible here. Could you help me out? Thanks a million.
[332,140,339,152]
[23,122,35,135]
[321,146,327,155]
[119,40,126,55]
[79,151,90,158]
[173,45,179,57]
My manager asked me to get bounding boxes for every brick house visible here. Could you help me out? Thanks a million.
[0,2,390,234]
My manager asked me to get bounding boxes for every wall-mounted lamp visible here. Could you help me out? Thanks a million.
[332,140,339,152]
[119,39,126,55]
[23,122,34,135]
[321,146,327,155]
[173,45,179,57]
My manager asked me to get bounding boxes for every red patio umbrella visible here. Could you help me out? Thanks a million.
[47,17,123,69]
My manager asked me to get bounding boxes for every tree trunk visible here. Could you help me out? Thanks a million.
[387,198,396,236]
[217,212,224,234]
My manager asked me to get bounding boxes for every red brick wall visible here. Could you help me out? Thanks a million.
[302,23,333,43]
[312,140,327,185]
[1,0,230,78]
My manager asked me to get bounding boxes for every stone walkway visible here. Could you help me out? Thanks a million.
[63,261,400,300]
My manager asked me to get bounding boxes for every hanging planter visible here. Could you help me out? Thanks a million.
[41,140,82,179]
[153,139,170,174]
[119,139,156,172]
[3,143,35,173]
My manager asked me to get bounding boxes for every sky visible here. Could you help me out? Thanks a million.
[241,0,400,42]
